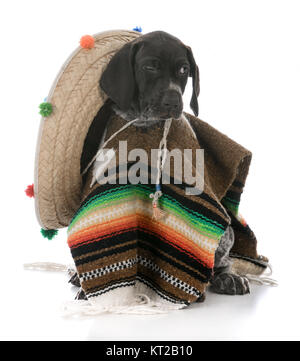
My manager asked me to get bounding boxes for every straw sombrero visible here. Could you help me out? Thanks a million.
[34,29,141,230]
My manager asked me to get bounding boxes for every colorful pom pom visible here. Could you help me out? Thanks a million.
[25,184,34,198]
[39,102,53,117]
[133,26,142,33]
[238,214,248,227]
[80,35,95,49]
[40,228,58,240]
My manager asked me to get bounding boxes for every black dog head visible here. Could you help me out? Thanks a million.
[100,31,200,122]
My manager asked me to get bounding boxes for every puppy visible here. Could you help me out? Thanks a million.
[100,31,199,126]
[81,31,249,296]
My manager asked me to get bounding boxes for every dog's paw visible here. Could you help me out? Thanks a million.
[210,272,250,295]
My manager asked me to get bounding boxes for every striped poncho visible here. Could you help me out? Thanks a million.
[66,112,263,313]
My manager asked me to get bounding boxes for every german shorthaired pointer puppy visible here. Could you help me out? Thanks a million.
[80,30,250,296]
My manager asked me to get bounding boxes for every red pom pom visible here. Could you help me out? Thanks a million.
[25,184,34,198]
[79,35,95,49]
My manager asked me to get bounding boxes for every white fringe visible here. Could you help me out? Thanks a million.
[61,294,186,317]
[245,264,278,287]
[23,262,75,277]
[24,263,186,316]
[62,281,187,317]
[24,260,278,319]
[245,274,278,286]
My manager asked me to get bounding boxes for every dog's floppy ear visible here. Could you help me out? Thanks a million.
[186,46,200,116]
[100,41,138,111]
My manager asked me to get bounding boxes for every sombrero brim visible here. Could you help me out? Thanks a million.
[34,30,141,230]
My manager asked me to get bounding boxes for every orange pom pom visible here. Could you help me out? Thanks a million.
[79,35,95,49]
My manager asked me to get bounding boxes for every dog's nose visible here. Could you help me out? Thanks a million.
[162,90,181,111]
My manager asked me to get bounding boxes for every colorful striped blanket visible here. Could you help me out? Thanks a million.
[66,112,263,313]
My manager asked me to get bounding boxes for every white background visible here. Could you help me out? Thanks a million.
[0,0,299,341]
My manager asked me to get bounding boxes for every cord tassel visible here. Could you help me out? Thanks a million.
[152,203,166,220]
[150,187,166,220]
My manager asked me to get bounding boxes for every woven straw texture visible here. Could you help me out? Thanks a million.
[34,30,141,230]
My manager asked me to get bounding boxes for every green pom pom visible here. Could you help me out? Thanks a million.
[40,228,58,240]
[39,102,53,117]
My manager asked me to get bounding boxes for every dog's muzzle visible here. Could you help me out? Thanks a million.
[160,89,183,119]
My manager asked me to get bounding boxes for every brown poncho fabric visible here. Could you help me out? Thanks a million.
[66,111,268,312]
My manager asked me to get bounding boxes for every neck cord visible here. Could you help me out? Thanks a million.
[83,117,173,219]
[150,118,172,219]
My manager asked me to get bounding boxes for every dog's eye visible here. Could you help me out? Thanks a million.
[143,65,158,72]
[179,65,189,75]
